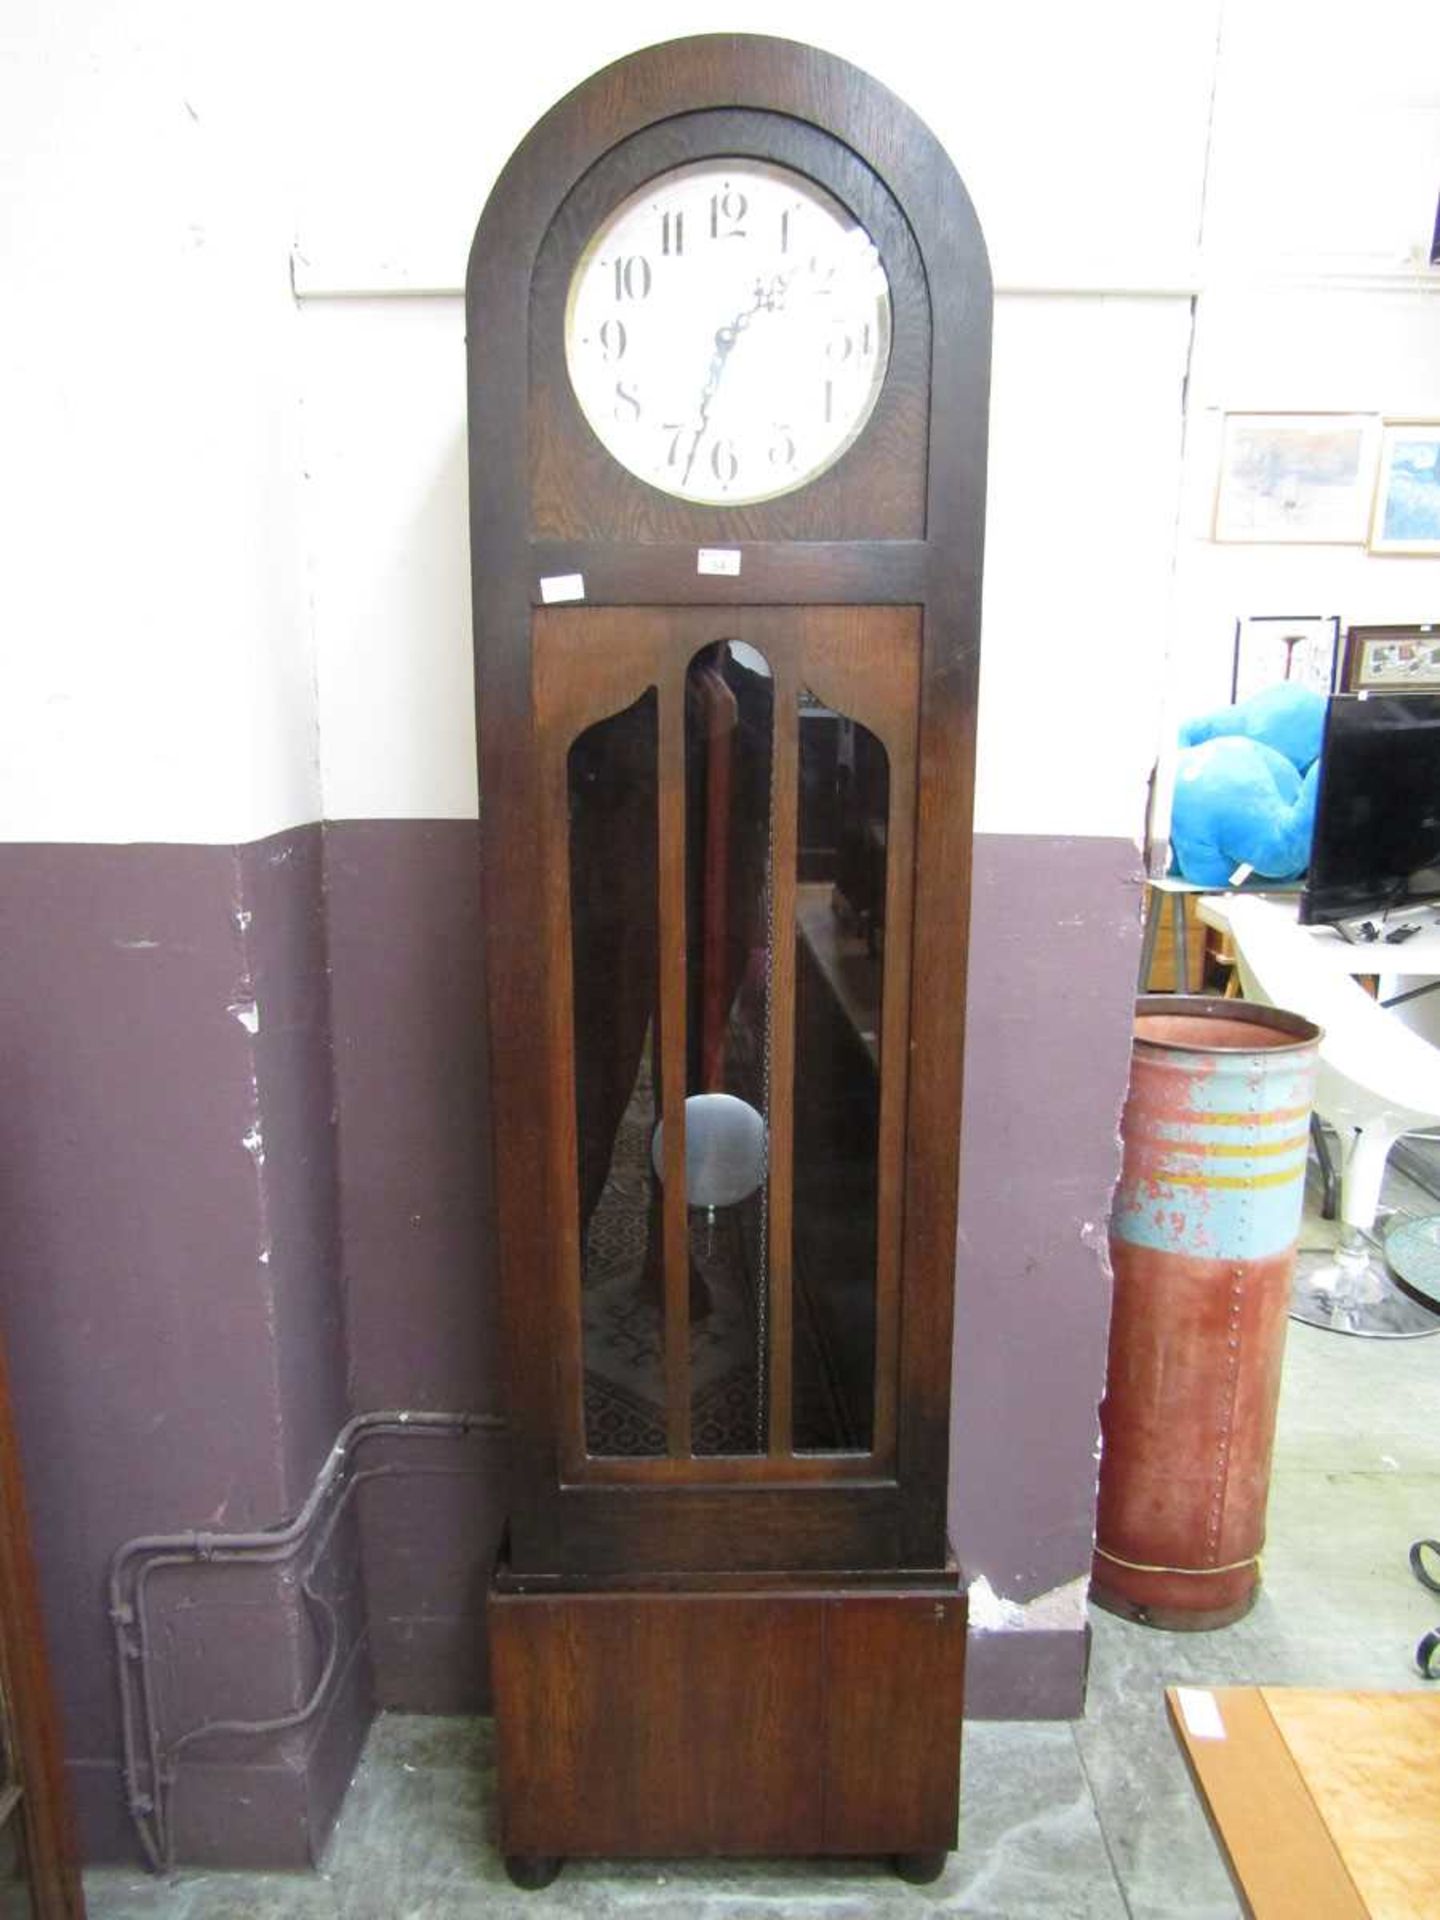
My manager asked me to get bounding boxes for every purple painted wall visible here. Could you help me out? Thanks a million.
[0,817,1136,1863]
[0,830,366,1866]
[323,821,505,1709]
[952,834,1132,1596]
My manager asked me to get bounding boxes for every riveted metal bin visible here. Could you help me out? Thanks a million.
[1093,996,1320,1629]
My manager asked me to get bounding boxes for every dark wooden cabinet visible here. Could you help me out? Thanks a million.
[466,33,989,1885]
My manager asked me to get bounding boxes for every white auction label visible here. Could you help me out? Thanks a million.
[697,548,742,577]
[1174,1687,1226,1741]
[539,573,585,604]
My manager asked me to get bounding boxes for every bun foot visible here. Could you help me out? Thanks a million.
[893,1849,948,1885]
[504,1854,564,1890]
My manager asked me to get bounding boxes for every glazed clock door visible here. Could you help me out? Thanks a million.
[469,36,990,1588]
[532,606,918,1572]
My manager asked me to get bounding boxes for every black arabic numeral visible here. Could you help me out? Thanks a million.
[768,426,797,470]
[710,439,739,485]
[709,186,748,240]
[613,381,642,424]
[661,422,688,467]
[661,210,685,257]
[612,255,652,301]
[598,318,627,362]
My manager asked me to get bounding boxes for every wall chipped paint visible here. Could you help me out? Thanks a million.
[0,831,363,1864]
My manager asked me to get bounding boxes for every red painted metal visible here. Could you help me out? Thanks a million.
[1092,996,1319,1629]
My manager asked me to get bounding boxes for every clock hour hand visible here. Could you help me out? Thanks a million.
[681,274,789,487]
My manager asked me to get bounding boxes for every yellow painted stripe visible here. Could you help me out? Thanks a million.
[1166,1105,1311,1128]
[1157,1165,1305,1192]
[1162,1134,1309,1161]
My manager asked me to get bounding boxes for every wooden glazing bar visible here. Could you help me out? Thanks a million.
[564,1446,880,1488]
[870,704,917,1465]
[766,657,799,1457]
[658,666,692,1457]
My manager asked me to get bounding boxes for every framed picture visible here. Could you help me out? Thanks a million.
[1368,423,1440,554]
[1341,623,1440,692]
[1214,413,1380,544]
[1231,614,1340,703]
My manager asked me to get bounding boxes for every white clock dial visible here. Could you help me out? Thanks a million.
[564,160,892,505]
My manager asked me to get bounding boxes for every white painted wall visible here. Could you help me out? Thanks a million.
[1167,4,1440,723]
[3,2,1436,846]
[0,8,319,844]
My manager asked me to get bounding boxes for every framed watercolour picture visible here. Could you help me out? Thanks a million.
[1214,413,1380,544]
[1341,624,1440,692]
[1369,423,1440,554]
[1231,614,1341,703]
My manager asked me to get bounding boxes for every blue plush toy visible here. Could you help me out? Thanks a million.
[1170,683,1326,887]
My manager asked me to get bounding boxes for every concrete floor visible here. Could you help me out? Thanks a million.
[85,1152,1440,1919]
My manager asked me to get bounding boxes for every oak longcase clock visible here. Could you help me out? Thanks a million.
[466,34,990,1888]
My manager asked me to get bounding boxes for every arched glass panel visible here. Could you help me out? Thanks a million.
[793,695,887,1452]
[569,688,664,1457]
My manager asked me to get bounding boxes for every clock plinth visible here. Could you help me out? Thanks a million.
[467,32,991,1882]
[490,1559,967,1880]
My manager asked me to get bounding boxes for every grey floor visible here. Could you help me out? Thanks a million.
[85,1152,1440,1920]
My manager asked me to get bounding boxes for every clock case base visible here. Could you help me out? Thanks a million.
[488,1555,967,1876]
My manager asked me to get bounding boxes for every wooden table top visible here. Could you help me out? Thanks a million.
[1167,1686,1440,1919]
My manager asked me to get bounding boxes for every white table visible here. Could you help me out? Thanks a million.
[1196,893,1440,992]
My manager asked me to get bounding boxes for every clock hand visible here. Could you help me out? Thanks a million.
[681,274,790,486]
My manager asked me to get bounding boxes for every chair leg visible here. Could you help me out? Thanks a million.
[1137,887,1161,993]
[1172,892,1190,995]
[1310,1115,1338,1221]
[1341,1123,1395,1237]
[1291,1124,1440,1339]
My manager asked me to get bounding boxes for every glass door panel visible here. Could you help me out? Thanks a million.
[547,606,917,1487]
[792,701,887,1452]
[570,688,665,1458]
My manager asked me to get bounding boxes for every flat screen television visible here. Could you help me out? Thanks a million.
[1300,692,1440,927]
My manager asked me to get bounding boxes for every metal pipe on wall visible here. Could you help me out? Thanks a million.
[107,1409,506,1873]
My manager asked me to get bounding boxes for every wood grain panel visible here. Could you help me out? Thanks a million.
[491,1575,966,1863]
[822,1589,966,1853]
[491,1591,825,1857]
[1265,1689,1440,1920]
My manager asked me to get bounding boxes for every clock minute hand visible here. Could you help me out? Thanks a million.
[681,317,743,487]
[680,274,790,487]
